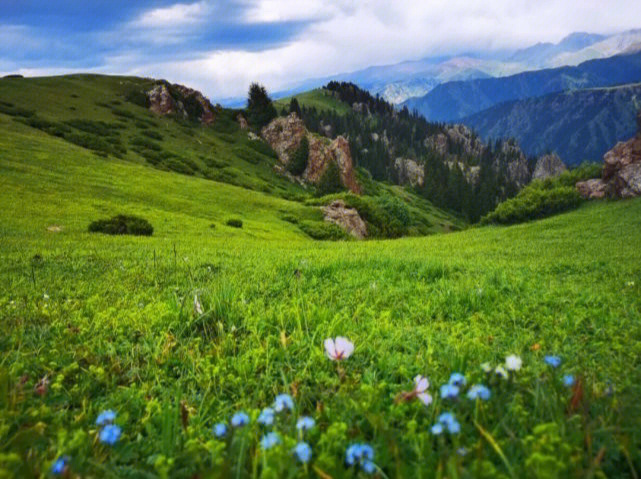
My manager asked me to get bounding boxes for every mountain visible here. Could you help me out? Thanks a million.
[460,83,641,165]
[403,51,641,122]
[508,32,607,67]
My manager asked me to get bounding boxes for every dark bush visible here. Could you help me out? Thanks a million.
[111,108,135,119]
[287,136,309,176]
[317,160,344,195]
[226,218,243,228]
[126,89,150,108]
[131,136,162,151]
[88,215,153,236]
[161,158,195,175]
[0,104,35,117]
[65,119,119,137]
[141,129,163,141]
[298,220,348,240]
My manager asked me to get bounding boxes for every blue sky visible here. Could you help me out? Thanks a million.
[1,0,641,99]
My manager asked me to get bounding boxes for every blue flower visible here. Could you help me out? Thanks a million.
[432,412,460,435]
[257,407,275,426]
[449,372,466,386]
[260,432,281,450]
[544,356,561,368]
[51,456,69,475]
[467,384,491,401]
[99,424,121,445]
[563,375,575,387]
[296,416,315,431]
[95,410,116,426]
[293,442,312,463]
[213,423,227,438]
[345,443,374,471]
[231,411,250,427]
[273,394,294,412]
[440,383,459,399]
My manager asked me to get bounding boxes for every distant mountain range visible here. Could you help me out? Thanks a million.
[460,83,641,165]
[402,51,641,122]
[245,28,641,108]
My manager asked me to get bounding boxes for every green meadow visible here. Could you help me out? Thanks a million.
[1,75,641,478]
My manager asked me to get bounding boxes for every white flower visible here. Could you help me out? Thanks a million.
[505,355,522,371]
[324,337,354,361]
[193,294,203,315]
[481,362,492,373]
[413,375,432,406]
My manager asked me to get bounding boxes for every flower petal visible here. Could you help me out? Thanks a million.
[417,392,433,406]
[324,338,336,359]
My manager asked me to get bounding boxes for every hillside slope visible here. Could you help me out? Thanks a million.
[0,74,461,239]
[461,83,641,165]
[404,51,641,121]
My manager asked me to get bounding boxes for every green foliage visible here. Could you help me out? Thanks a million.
[298,219,348,240]
[88,214,153,236]
[317,160,344,195]
[287,136,309,176]
[246,83,277,129]
[289,97,302,117]
[125,89,150,108]
[141,129,163,141]
[225,218,243,228]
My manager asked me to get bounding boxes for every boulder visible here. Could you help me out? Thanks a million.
[394,158,424,187]
[533,153,567,180]
[321,200,367,239]
[576,179,607,199]
[147,81,216,124]
[601,112,641,198]
[262,114,361,194]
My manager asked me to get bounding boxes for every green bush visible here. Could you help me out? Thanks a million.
[247,138,278,159]
[125,89,150,108]
[317,161,344,195]
[298,220,348,240]
[482,187,582,225]
[161,158,195,176]
[141,129,163,141]
[88,215,153,236]
[131,136,162,151]
[287,136,309,176]
[0,104,35,117]
[226,218,243,228]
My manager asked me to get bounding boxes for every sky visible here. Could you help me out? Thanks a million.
[1,0,641,100]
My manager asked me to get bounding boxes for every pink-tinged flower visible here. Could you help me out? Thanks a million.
[324,337,354,361]
[397,375,432,406]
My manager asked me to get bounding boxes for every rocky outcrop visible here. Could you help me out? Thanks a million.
[261,114,361,194]
[147,81,216,124]
[601,112,641,198]
[321,200,367,239]
[576,179,607,199]
[394,158,425,187]
[425,125,485,157]
[499,141,531,187]
[533,153,567,180]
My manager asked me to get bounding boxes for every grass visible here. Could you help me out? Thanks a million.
[1,75,641,478]
[274,89,352,115]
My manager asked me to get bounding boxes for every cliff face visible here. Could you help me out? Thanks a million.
[261,113,361,194]
[147,81,217,124]
[532,153,567,181]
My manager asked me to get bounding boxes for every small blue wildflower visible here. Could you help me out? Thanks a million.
[457,447,468,457]
[432,412,460,435]
[440,383,459,399]
[345,443,374,470]
[362,460,376,474]
[449,372,466,386]
[51,456,70,475]
[296,416,315,431]
[467,384,491,401]
[95,410,116,426]
[273,394,294,412]
[231,411,250,427]
[99,424,121,445]
[563,375,575,387]
[257,407,275,426]
[293,442,312,463]
[544,356,561,368]
[213,423,227,438]
[260,432,281,450]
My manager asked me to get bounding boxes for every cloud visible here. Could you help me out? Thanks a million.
[130,1,209,28]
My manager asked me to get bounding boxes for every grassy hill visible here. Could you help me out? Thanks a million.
[274,88,352,115]
[461,83,641,165]
[1,74,641,477]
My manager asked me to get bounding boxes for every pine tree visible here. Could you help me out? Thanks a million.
[246,83,277,129]
[289,98,302,118]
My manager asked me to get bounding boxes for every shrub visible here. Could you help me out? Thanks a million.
[125,89,150,108]
[131,136,162,151]
[288,136,309,176]
[298,220,348,240]
[317,161,344,195]
[161,158,195,176]
[481,187,582,225]
[246,83,277,129]
[88,215,153,236]
[226,218,243,228]
[0,104,35,117]
[141,129,163,141]
[247,139,278,159]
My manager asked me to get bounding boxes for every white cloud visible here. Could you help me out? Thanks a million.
[130,1,209,28]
